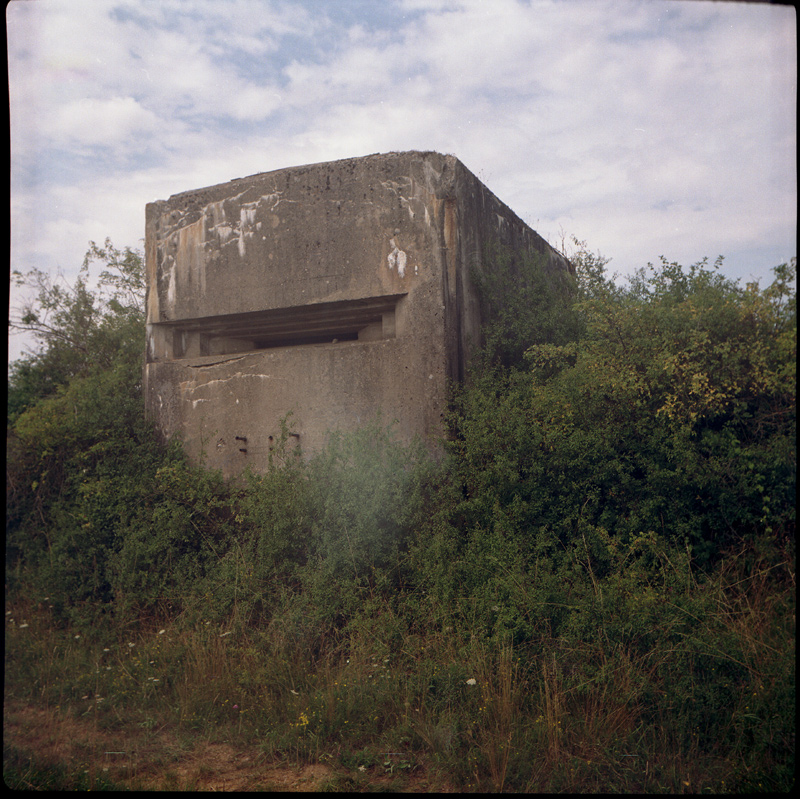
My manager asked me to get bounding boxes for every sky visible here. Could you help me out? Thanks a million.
[7,0,797,363]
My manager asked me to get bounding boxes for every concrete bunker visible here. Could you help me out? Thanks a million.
[144,151,570,477]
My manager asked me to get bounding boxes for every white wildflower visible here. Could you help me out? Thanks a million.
[466,678,477,686]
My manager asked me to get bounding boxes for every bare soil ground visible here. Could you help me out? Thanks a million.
[3,702,454,791]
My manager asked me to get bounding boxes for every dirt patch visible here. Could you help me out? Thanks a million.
[141,742,334,792]
[3,703,332,791]
[3,702,452,791]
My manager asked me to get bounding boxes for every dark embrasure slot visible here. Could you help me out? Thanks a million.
[150,294,405,361]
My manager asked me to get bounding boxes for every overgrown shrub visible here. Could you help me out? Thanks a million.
[5,241,794,791]
[445,254,795,579]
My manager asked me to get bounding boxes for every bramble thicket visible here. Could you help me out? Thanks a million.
[5,238,795,791]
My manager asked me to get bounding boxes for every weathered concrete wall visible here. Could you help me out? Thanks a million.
[144,151,570,477]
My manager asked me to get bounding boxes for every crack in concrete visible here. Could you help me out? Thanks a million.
[186,356,249,368]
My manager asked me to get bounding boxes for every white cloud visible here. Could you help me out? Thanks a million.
[50,96,160,148]
[7,0,796,363]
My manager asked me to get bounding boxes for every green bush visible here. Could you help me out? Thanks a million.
[445,255,795,578]
[5,241,794,791]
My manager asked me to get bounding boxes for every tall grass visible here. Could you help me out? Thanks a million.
[5,531,794,792]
